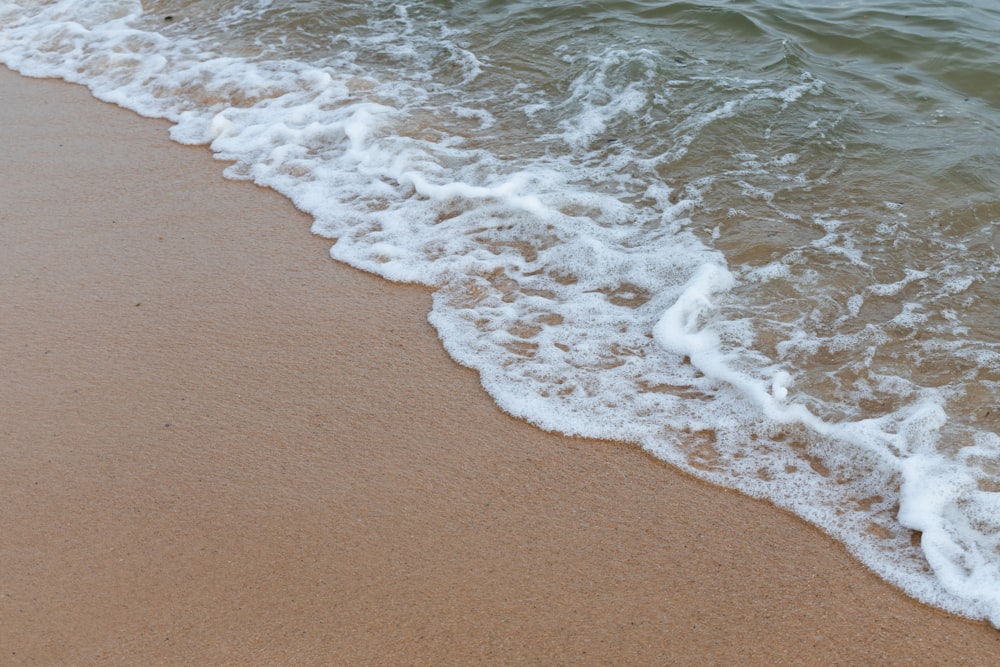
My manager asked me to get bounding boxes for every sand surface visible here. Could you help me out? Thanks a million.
[2,67,999,665]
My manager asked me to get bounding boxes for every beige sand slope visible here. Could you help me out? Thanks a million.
[2,67,999,665]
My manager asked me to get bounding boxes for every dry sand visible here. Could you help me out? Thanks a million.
[2,66,999,665]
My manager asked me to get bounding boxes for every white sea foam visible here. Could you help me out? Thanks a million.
[4,0,1000,626]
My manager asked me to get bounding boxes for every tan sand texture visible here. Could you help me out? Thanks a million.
[2,67,999,665]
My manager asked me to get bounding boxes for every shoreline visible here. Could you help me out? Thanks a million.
[2,66,999,664]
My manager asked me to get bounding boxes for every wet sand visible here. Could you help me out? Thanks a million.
[2,67,999,665]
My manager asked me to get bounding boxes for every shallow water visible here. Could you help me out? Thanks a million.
[3,0,1000,624]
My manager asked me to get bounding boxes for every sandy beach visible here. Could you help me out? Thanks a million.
[2,66,999,665]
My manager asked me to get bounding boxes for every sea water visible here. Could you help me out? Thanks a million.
[3,0,1000,624]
